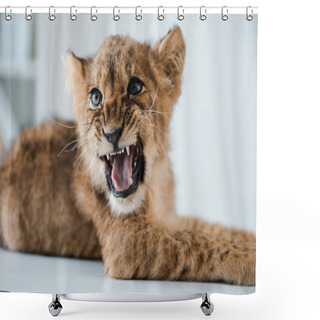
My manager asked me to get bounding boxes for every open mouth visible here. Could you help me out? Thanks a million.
[101,137,144,198]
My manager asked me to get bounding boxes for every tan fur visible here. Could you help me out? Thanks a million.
[0,27,255,285]
[0,123,101,258]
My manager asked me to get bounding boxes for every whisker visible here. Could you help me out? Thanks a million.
[57,139,78,157]
[137,112,166,139]
[142,109,168,118]
[149,85,159,110]
[49,118,92,129]
[73,144,94,178]
[137,115,155,138]
[146,76,165,111]
[57,126,97,157]
[139,133,147,143]
[73,135,95,169]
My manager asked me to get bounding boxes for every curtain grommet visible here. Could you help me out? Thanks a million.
[113,6,120,21]
[48,6,56,21]
[177,6,184,21]
[221,6,228,21]
[90,6,97,21]
[25,6,32,21]
[135,6,142,21]
[246,6,253,21]
[5,6,12,21]
[70,6,77,21]
[158,6,165,21]
[200,6,207,21]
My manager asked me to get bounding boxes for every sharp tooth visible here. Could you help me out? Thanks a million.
[106,154,110,160]
[130,178,133,185]
[126,146,130,155]
[134,161,136,168]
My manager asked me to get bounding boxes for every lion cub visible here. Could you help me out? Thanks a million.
[0,27,255,285]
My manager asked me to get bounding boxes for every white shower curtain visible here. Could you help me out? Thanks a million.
[0,13,257,230]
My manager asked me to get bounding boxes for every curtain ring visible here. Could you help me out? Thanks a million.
[200,6,207,21]
[70,6,77,21]
[177,6,184,21]
[25,6,32,21]
[246,6,253,21]
[221,6,228,21]
[157,6,164,21]
[135,6,142,21]
[5,6,12,21]
[90,6,97,21]
[48,6,56,21]
[113,6,120,21]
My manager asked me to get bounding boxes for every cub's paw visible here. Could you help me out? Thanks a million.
[220,244,256,286]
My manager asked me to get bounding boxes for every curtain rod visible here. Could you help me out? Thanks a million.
[0,6,259,15]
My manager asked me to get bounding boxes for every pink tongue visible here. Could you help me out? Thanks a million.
[111,152,133,192]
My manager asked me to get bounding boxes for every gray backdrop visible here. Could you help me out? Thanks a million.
[0,14,257,231]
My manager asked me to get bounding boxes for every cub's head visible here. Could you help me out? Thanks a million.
[66,26,185,215]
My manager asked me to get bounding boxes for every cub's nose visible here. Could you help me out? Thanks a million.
[103,127,123,148]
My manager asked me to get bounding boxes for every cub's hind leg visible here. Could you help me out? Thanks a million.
[0,123,101,259]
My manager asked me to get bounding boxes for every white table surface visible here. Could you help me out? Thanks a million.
[0,247,254,297]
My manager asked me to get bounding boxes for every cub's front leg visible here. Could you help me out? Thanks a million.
[96,214,255,286]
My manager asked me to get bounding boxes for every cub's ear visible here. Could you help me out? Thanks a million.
[65,51,90,89]
[153,26,186,86]
[64,51,89,110]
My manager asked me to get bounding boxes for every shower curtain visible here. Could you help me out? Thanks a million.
[0,6,257,304]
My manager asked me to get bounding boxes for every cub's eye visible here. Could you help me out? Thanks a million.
[127,77,143,96]
[90,89,102,108]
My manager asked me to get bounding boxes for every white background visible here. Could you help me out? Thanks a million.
[1,0,320,319]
